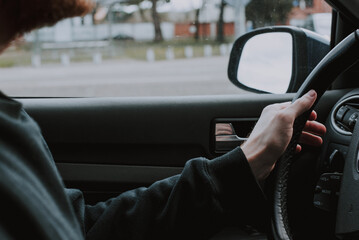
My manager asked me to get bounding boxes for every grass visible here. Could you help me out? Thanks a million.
[0,60,16,68]
[0,38,234,68]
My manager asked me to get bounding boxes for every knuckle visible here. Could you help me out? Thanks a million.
[276,111,290,122]
[263,105,272,111]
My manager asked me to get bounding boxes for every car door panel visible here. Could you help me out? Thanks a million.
[19,89,347,203]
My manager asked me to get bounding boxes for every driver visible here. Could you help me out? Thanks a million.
[0,0,326,239]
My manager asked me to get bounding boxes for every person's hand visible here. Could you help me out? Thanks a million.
[241,90,326,181]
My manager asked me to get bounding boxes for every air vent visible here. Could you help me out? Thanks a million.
[331,95,359,135]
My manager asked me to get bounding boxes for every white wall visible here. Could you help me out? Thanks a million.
[25,21,175,42]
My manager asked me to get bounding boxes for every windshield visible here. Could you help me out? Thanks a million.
[0,0,332,97]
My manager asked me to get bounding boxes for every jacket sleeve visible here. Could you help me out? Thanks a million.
[66,147,267,240]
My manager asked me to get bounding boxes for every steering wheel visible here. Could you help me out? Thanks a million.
[271,30,359,240]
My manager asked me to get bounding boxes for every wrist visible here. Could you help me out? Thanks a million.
[241,139,275,181]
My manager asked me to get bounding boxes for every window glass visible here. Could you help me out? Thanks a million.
[0,0,331,97]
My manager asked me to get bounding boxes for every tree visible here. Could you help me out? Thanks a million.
[125,0,168,42]
[125,0,147,22]
[194,0,207,42]
[194,8,200,41]
[246,0,293,28]
[216,0,227,43]
[151,0,163,42]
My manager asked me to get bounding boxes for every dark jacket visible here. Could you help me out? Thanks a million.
[0,92,266,240]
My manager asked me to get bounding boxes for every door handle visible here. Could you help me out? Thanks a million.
[215,123,248,152]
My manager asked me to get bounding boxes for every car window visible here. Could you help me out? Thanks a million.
[0,0,331,97]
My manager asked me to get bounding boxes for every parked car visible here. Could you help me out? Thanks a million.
[104,33,134,41]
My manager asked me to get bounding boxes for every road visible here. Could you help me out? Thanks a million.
[0,56,248,97]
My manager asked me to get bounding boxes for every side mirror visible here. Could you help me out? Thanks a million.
[228,26,330,94]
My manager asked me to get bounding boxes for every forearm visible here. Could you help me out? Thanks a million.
[68,147,267,240]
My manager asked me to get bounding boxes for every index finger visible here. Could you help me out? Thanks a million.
[286,90,317,118]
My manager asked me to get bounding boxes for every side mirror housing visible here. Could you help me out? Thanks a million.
[228,26,330,94]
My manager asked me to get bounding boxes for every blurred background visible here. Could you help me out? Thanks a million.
[0,0,332,97]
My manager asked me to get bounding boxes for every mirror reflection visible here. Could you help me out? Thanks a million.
[237,32,293,94]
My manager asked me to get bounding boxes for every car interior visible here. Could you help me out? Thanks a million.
[10,0,359,239]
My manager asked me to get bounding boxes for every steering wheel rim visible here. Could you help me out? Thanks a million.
[271,30,359,240]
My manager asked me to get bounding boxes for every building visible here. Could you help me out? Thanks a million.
[288,0,332,29]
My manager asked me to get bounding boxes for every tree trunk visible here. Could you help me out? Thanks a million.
[151,0,163,42]
[216,0,226,43]
[194,8,200,41]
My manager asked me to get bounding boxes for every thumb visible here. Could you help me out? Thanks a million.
[287,90,317,118]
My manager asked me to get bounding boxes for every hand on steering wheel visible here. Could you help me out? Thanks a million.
[242,90,326,181]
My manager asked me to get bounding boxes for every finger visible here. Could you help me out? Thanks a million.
[287,90,317,118]
[303,120,326,136]
[296,144,302,153]
[216,130,233,135]
[308,110,317,121]
[215,124,234,135]
[298,131,323,146]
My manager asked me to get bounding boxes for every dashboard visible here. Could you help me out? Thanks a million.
[313,89,359,225]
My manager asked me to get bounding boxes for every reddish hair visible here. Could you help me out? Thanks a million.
[0,0,94,48]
